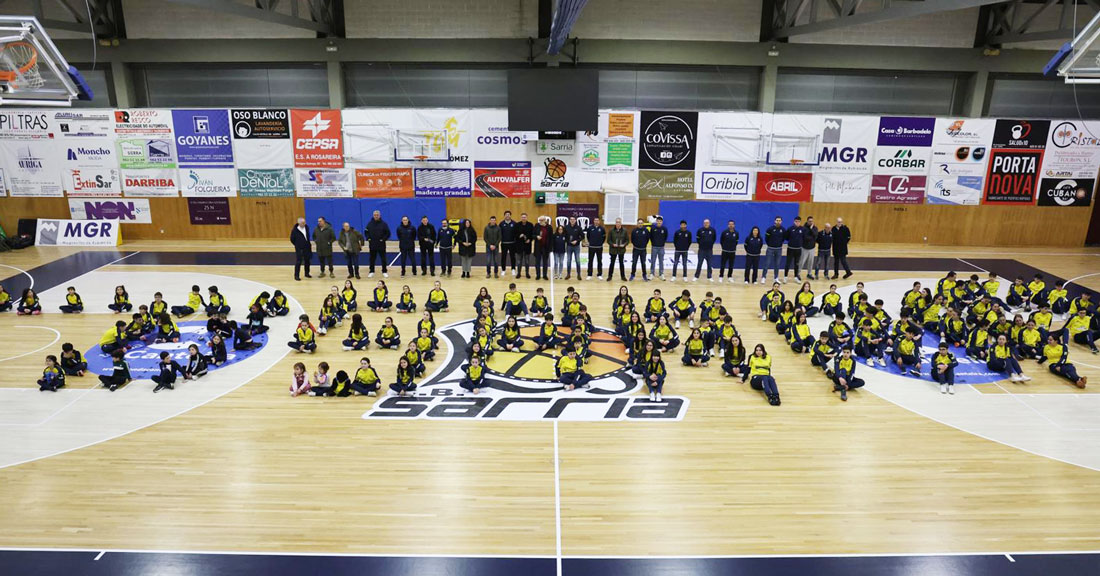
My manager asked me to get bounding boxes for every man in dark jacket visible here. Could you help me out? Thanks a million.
[499,211,517,275]
[719,220,739,283]
[648,216,669,280]
[417,216,437,276]
[606,218,628,282]
[312,217,336,278]
[533,215,552,280]
[484,216,501,278]
[694,219,717,282]
[437,218,456,277]
[671,220,692,280]
[763,216,786,284]
[516,213,533,279]
[800,216,818,275]
[564,216,583,280]
[290,217,312,281]
[338,221,364,279]
[784,216,806,283]
[813,223,833,281]
[630,219,650,281]
[832,217,853,279]
[585,217,606,280]
[396,216,417,277]
[365,210,391,278]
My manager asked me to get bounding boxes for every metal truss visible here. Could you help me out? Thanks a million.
[766,0,1007,40]
[163,0,343,36]
[16,0,125,38]
[978,0,1099,46]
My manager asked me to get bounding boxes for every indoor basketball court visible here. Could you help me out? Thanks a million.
[1,3,1100,576]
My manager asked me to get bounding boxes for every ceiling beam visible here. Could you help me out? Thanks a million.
[162,0,333,34]
[772,0,1006,39]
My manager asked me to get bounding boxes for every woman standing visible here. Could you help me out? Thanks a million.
[457,219,477,278]
[743,226,763,285]
[552,224,568,280]
[533,216,553,281]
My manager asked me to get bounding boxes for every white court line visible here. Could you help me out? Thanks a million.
[553,420,563,576]
[0,326,60,363]
[0,263,34,305]
[955,258,988,273]
[990,380,1067,431]
[1065,272,1100,288]
[94,551,105,561]
[1005,554,1015,562]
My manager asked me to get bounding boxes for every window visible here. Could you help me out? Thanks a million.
[776,70,961,115]
[596,66,760,111]
[134,65,329,108]
[345,64,509,107]
[987,75,1100,119]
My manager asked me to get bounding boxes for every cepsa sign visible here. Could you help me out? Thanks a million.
[291,109,343,168]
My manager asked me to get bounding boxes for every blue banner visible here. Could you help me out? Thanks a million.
[172,109,234,168]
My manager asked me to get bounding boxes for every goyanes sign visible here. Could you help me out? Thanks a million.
[291,109,343,168]
[35,219,120,247]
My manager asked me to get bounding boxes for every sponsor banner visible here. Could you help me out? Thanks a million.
[607,112,635,139]
[818,116,876,174]
[117,138,176,170]
[69,198,152,223]
[1037,178,1094,207]
[62,139,121,197]
[231,108,293,168]
[172,109,234,168]
[543,192,570,204]
[575,110,639,174]
[984,149,1042,204]
[0,110,54,139]
[188,197,232,225]
[992,119,1051,149]
[638,170,695,200]
[291,109,343,168]
[697,171,752,201]
[113,109,173,136]
[755,171,813,202]
[1041,120,1100,179]
[238,168,295,197]
[556,203,600,228]
[354,168,414,198]
[54,110,113,138]
[870,175,926,204]
[123,169,179,197]
[930,118,994,179]
[413,168,472,198]
[343,108,471,167]
[473,161,531,198]
[180,168,237,197]
[0,140,64,197]
[873,146,931,176]
[812,172,870,203]
[471,109,531,161]
[533,156,600,191]
[295,168,353,198]
[927,176,983,206]
[639,111,698,170]
[537,139,575,155]
[35,219,120,247]
[876,116,935,147]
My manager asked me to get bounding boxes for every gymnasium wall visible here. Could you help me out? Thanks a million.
[1,195,1092,246]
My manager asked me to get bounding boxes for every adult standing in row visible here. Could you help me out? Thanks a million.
[565,217,583,280]
[417,216,437,276]
[762,217,785,284]
[437,218,455,277]
[694,219,717,282]
[290,217,312,281]
[630,219,650,281]
[585,217,606,280]
[718,220,739,283]
[533,216,552,280]
[499,211,516,275]
[338,222,364,279]
[484,216,501,278]
[458,219,477,278]
[812,223,832,280]
[649,216,668,281]
[396,216,417,277]
[833,217,853,279]
[516,213,533,278]
[799,217,818,276]
[607,218,628,282]
[365,211,390,278]
[671,220,692,280]
[312,217,336,278]
[743,226,763,284]
[783,216,805,283]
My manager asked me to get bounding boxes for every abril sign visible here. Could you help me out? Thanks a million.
[69,198,152,223]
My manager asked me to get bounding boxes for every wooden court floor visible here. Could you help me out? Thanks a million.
[0,242,1099,558]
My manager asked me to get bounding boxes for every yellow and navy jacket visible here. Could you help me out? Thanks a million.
[718,320,737,341]
[1042,343,1070,365]
[821,291,842,310]
[503,290,523,306]
[395,367,414,386]
[991,344,1014,360]
[1065,314,1094,337]
[465,362,485,383]
[250,294,269,309]
[295,325,316,344]
[902,289,923,309]
[1028,279,1046,296]
[787,322,811,344]
[531,295,549,311]
[749,355,772,377]
[186,291,204,309]
[982,279,1001,298]
[646,297,666,315]
[685,337,706,356]
[66,292,83,307]
[0,290,9,305]
[811,340,833,359]
[725,343,746,365]
[830,320,852,340]
[209,293,226,308]
[932,351,958,369]
[1009,282,1030,300]
[848,290,866,311]
[650,323,677,342]
[271,294,287,309]
[99,326,124,346]
[429,288,448,304]
[500,324,521,344]
[1030,310,1053,330]
[1070,297,1093,315]
[346,324,368,341]
[796,290,815,308]
[834,355,857,379]
[378,324,399,340]
[671,296,694,312]
[42,365,65,384]
[400,291,414,307]
[404,348,422,367]
[1047,288,1068,306]
[342,288,358,306]
[556,355,579,377]
[418,318,436,337]
[1018,328,1042,349]
[943,316,965,335]
[896,338,918,358]
[644,359,667,380]
[114,291,130,307]
[921,304,943,324]
[966,327,989,349]
[764,288,786,305]
[354,367,380,385]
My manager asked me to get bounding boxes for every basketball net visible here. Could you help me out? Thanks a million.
[0,41,44,90]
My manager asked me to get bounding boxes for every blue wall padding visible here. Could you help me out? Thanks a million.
[657,201,801,235]
[304,198,447,240]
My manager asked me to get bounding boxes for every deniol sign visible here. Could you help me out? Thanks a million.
[362,318,689,421]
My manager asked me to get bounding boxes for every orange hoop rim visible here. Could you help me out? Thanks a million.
[0,41,39,83]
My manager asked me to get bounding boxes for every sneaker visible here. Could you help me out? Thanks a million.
[661,275,667,281]
[708,277,714,283]
[656,393,662,401]
[940,383,947,394]
[342,346,352,351]
[109,384,118,392]
[650,392,656,401]
[866,359,874,367]
[795,276,802,283]
[383,273,389,278]
[689,319,694,329]
[597,275,603,280]
[717,277,724,283]
[744,280,749,285]
[1020,374,1032,381]
[1076,377,1087,388]
[368,272,375,278]
[948,385,955,394]
[691,277,698,282]
[759,278,767,285]
[153,384,163,393]
[908,369,921,377]
[1009,374,1021,382]
[675,320,681,329]
[877,358,886,367]
[840,388,847,401]
[367,391,377,397]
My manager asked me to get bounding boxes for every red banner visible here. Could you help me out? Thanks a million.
[355,168,414,198]
[473,161,532,198]
[755,171,813,202]
[291,109,343,168]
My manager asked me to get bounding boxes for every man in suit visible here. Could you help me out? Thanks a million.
[832,217,853,279]
[365,210,391,278]
[290,217,312,281]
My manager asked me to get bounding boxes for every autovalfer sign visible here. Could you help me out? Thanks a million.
[291,109,343,168]
[754,171,812,202]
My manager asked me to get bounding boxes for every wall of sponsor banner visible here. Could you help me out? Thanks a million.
[0,108,1096,211]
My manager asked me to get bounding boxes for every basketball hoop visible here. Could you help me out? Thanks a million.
[0,41,44,90]
[790,159,805,165]
[413,155,429,161]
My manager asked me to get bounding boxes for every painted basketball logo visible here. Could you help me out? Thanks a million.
[85,321,268,378]
[363,317,690,421]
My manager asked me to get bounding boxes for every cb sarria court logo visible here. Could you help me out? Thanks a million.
[363,317,689,422]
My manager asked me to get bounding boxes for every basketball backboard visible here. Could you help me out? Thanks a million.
[1053,11,1100,84]
[0,16,92,106]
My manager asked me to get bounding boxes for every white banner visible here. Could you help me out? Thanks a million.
[470,108,531,162]
[930,118,994,184]
[36,219,120,247]
[342,108,472,167]
[113,109,173,137]
[1041,120,1100,179]
[69,198,152,223]
[694,111,763,197]
[61,139,121,197]
[817,116,876,174]
[230,108,293,169]
[123,169,179,197]
[812,172,871,203]
[873,145,931,176]
[296,168,353,197]
[696,170,752,200]
[180,168,237,197]
[53,109,114,138]
[0,140,64,197]
[926,175,983,205]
